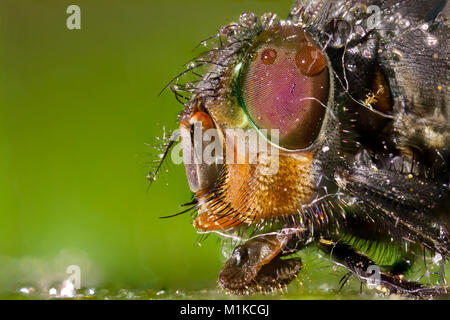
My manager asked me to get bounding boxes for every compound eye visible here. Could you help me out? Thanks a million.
[239,25,329,150]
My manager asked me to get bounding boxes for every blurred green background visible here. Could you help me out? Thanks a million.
[0,0,295,295]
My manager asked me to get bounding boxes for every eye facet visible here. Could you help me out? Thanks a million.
[238,25,329,150]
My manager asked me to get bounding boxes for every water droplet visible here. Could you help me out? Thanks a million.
[239,12,258,28]
[346,63,357,72]
[398,19,410,29]
[156,290,165,296]
[295,45,327,76]
[260,12,279,29]
[426,35,438,46]
[261,48,277,65]
[60,280,75,298]
[220,24,237,37]
[432,253,442,264]
[290,4,303,17]
[175,289,184,295]
[19,287,34,294]
[392,48,403,62]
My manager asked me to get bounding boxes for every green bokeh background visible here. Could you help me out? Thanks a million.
[0,0,295,294]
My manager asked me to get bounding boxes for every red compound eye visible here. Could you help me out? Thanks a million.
[239,25,329,149]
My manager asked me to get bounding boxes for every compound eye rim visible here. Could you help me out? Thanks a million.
[237,25,330,151]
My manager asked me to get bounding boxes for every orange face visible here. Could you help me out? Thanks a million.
[194,152,316,231]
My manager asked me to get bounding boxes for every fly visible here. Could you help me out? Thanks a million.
[152,0,449,298]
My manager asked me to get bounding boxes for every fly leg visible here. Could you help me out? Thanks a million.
[218,230,306,294]
[318,239,448,298]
